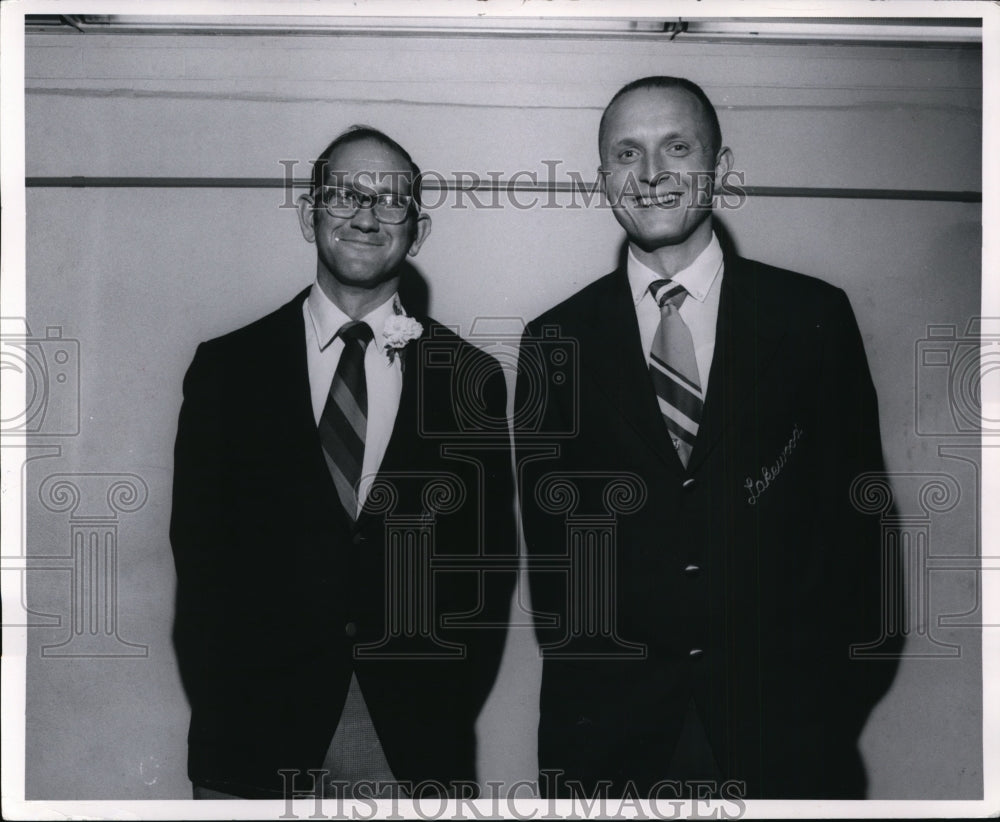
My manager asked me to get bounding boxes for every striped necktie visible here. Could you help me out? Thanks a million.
[317,321,400,793]
[648,280,703,467]
[319,321,374,518]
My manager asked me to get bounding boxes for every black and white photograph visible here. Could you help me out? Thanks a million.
[1,0,995,817]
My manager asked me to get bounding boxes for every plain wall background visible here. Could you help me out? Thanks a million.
[20,29,983,799]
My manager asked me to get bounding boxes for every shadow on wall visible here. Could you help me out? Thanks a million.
[398,261,430,319]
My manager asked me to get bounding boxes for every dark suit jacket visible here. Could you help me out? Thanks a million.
[170,288,516,798]
[515,252,901,799]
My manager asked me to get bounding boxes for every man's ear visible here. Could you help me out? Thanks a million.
[714,146,734,184]
[296,193,317,243]
[407,213,432,258]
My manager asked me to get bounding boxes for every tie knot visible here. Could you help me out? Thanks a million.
[649,279,688,310]
[339,321,374,347]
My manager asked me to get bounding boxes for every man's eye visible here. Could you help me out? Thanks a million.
[326,188,356,205]
[378,194,406,208]
[618,149,638,161]
[667,143,690,154]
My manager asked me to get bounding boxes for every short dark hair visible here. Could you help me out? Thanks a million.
[598,76,722,159]
[310,124,424,208]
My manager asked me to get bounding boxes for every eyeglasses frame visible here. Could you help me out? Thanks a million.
[309,184,420,225]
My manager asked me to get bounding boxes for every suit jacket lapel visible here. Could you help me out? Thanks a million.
[273,287,359,533]
[581,269,686,476]
[687,254,787,473]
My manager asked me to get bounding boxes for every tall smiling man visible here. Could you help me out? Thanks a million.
[171,126,515,799]
[516,77,900,798]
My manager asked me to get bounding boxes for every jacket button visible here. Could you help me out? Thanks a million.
[352,532,366,545]
[682,478,696,491]
[689,648,704,658]
[344,621,358,638]
[684,563,701,576]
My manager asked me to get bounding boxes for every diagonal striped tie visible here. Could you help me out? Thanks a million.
[317,322,398,791]
[648,280,703,468]
[319,321,374,518]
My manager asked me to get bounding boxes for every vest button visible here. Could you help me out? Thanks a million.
[689,648,704,658]
[344,621,358,638]
[682,478,696,491]
[684,563,701,576]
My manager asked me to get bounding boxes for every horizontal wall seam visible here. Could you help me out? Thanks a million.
[22,88,982,112]
[23,177,982,203]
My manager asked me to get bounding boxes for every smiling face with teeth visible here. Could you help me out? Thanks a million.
[599,85,733,274]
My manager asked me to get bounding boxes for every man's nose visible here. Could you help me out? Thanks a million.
[349,201,380,232]
[639,154,678,189]
[638,152,662,185]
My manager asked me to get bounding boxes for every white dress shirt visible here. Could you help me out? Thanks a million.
[627,233,725,395]
[304,284,403,516]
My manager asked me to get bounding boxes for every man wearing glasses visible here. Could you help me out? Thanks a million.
[170,126,515,799]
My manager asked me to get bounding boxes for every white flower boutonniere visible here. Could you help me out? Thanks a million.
[382,313,423,366]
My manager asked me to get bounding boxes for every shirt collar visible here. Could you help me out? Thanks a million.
[306,281,399,352]
[627,233,724,306]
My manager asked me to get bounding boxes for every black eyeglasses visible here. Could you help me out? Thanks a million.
[314,185,417,225]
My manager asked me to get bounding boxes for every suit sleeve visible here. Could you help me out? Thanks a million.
[814,289,902,734]
[514,321,570,649]
[169,343,237,705]
[427,346,518,715]
[470,352,519,696]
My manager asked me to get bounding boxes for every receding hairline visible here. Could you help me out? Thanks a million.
[310,124,423,206]
[324,135,413,171]
[598,80,722,160]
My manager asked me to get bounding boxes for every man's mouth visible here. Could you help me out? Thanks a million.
[632,192,682,209]
[335,236,385,247]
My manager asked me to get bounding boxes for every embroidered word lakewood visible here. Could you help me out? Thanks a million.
[744,424,804,505]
